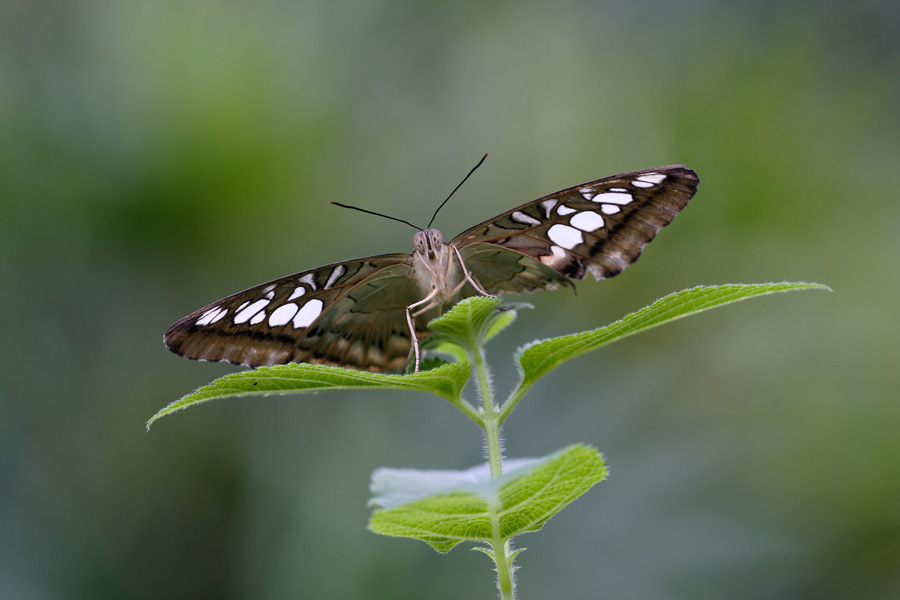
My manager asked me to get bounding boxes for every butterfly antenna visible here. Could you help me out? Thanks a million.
[330,202,422,231]
[426,153,488,228]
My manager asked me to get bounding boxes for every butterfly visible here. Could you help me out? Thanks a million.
[165,164,698,373]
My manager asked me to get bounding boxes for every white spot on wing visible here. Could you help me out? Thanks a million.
[511,211,540,226]
[325,265,345,289]
[268,302,299,327]
[601,204,620,215]
[634,173,666,188]
[541,200,557,218]
[609,187,628,192]
[570,211,605,232]
[293,299,324,328]
[542,244,571,269]
[556,205,576,216]
[547,224,583,250]
[234,299,270,324]
[288,286,306,300]
[592,192,632,205]
[250,310,266,325]
[262,284,276,299]
[196,307,227,326]
[197,308,218,323]
[299,273,317,290]
[579,187,594,200]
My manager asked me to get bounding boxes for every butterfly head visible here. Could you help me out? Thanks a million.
[413,228,444,260]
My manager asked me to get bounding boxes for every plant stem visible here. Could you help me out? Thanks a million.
[472,344,503,479]
[472,343,515,599]
[472,342,494,415]
[483,414,503,480]
[492,537,514,600]
[497,382,530,426]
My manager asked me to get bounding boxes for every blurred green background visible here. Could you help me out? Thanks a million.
[2,0,898,598]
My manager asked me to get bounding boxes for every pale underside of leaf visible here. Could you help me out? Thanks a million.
[368,444,607,552]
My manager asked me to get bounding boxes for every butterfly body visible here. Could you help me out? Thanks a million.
[165,165,699,372]
[411,229,463,301]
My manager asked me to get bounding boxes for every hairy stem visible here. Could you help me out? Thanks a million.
[498,382,530,426]
[473,344,502,478]
[492,537,514,599]
[472,343,515,599]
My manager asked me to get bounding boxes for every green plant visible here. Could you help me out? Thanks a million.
[149,282,828,599]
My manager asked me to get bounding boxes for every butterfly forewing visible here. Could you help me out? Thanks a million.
[452,165,698,290]
[164,254,428,370]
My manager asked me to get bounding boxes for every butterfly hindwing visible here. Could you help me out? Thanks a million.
[290,262,435,371]
[457,242,573,295]
[164,254,425,370]
[452,165,698,291]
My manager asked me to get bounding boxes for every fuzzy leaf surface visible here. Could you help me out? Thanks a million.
[426,296,529,353]
[516,282,830,387]
[148,361,470,429]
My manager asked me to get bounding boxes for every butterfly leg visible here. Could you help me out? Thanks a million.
[450,244,497,298]
[406,287,440,373]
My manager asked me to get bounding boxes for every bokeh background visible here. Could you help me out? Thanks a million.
[2,1,898,598]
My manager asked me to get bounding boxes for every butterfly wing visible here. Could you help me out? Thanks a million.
[164,254,429,371]
[451,165,698,291]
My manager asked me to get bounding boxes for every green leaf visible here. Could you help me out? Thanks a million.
[515,282,830,388]
[147,361,471,430]
[368,444,607,552]
[483,302,530,343]
[422,340,469,363]
[425,296,529,355]
[507,547,527,564]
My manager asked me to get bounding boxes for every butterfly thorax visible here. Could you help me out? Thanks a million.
[411,228,463,302]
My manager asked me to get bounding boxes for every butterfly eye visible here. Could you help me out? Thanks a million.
[428,230,443,246]
[413,232,426,252]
